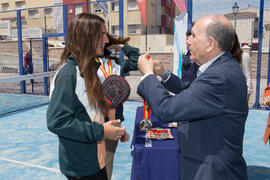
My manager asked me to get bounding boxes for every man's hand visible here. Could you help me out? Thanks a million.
[138,54,154,75]
[103,120,125,140]
[153,60,166,76]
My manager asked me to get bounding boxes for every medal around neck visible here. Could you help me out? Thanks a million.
[103,75,130,108]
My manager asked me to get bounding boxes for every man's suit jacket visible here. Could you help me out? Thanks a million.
[137,52,248,180]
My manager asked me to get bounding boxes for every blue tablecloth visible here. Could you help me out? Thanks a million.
[131,106,180,180]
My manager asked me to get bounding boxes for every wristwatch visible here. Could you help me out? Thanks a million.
[161,70,170,81]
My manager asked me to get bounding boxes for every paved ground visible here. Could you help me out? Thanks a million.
[0,100,269,179]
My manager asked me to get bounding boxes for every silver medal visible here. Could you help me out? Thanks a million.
[139,119,152,132]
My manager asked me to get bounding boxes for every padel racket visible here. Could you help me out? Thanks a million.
[103,75,130,108]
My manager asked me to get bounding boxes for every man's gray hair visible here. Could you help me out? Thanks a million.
[206,21,235,52]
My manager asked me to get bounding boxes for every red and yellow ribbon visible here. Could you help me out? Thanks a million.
[143,55,153,120]
[95,58,113,78]
[143,100,151,120]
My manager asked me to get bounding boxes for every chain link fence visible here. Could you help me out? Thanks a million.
[0,0,269,105]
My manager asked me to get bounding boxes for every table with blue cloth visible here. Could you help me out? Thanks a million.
[131,106,180,180]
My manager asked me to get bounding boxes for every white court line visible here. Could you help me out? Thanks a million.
[0,157,61,173]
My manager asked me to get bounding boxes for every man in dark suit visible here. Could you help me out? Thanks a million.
[137,15,248,180]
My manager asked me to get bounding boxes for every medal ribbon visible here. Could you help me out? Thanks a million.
[143,55,154,120]
[95,58,113,78]
[96,58,115,120]
[143,100,151,119]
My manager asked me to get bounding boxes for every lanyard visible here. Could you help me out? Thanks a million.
[143,55,153,120]
[143,100,151,120]
[95,58,112,78]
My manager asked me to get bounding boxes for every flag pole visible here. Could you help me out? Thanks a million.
[119,0,124,59]
[145,1,147,52]
[187,0,193,29]
[186,11,192,28]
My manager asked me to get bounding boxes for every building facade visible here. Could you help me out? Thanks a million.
[225,6,270,52]
[0,0,56,37]
[62,0,176,52]
[0,0,177,52]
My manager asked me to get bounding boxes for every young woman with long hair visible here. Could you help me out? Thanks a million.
[47,13,127,180]
[231,33,253,102]
[97,33,140,180]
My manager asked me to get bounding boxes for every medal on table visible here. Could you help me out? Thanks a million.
[139,100,153,132]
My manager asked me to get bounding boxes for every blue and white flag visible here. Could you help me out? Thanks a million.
[97,0,108,15]
[173,11,188,77]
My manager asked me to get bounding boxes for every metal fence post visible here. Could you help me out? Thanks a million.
[187,0,193,30]
[266,32,270,111]
[119,0,124,59]
[42,35,49,96]
[63,4,68,39]
[17,9,26,94]
[253,0,265,109]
